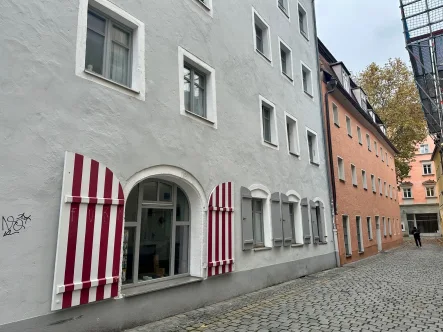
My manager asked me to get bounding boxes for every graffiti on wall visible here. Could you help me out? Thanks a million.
[2,213,31,237]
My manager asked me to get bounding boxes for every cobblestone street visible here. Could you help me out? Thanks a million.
[126,239,443,332]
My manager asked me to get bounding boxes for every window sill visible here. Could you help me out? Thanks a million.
[310,161,320,167]
[254,246,272,252]
[195,0,211,11]
[339,179,345,183]
[334,123,340,128]
[184,109,215,125]
[402,197,414,200]
[289,151,300,158]
[423,174,435,176]
[84,70,140,95]
[256,49,272,64]
[291,243,304,248]
[263,140,278,148]
[279,6,290,19]
[304,90,314,99]
[300,30,309,42]
[372,190,376,194]
[359,142,363,146]
[122,276,203,298]
[345,254,352,258]
[282,72,294,83]
[426,196,437,198]
[353,184,358,187]
[348,134,353,138]
[358,251,365,255]
[363,187,368,191]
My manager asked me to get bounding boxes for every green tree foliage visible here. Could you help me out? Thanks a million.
[357,58,428,183]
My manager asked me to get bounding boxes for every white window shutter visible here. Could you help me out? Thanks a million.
[51,152,125,311]
[207,182,234,277]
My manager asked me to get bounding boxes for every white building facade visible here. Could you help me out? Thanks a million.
[0,0,337,331]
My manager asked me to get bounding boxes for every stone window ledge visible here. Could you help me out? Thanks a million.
[122,276,203,298]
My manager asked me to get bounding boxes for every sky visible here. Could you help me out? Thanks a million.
[315,0,410,75]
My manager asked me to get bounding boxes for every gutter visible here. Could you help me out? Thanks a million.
[312,0,340,268]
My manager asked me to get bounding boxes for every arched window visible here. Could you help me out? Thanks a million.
[122,179,191,285]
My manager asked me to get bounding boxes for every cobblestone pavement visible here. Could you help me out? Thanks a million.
[127,239,443,332]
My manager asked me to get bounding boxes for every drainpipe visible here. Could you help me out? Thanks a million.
[312,0,340,267]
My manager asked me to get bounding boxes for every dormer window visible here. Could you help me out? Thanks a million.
[342,71,350,93]
[361,93,367,111]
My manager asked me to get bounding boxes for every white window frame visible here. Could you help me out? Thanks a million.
[384,181,388,197]
[381,148,384,161]
[357,126,362,145]
[383,217,387,237]
[252,8,273,64]
[346,116,352,137]
[306,127,320,165]
[423,162,433,175]
[249,184,273,248]
[285,112,301,157]
[75,0,146,100]
[356,216,364,253]
[401,222,405,232]
[367,217,373,240]
[342,215,352,256]
[298,2,309,40]
[178,46,217,128]
[193,0,213,15]
[388,218,392,236]
[375,141,378,156]
[301,61,314,98]
[332,102,340,126]
[259,95,279,149]
[362,169,368,190]
[389,185,392,199]
[403,187,412,198]
[366,134,371,151]
[379,178,382,195]
[338,156,345,181]
[342,70,350,93]
[279,37,294,83]
[287,190,304,245]
[425,186,435,197]
[420,144,429,154]
[277,0,290,19]
[351,164,357,186]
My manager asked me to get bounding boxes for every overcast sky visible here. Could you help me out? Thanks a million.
[315,0,410,74]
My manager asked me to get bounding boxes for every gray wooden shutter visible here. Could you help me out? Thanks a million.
[281,194,292,246]
[241,187,254,250]
[318,201,326,243]
[310,200,319,244]
[301,198,311,244]
[271,192,283,247]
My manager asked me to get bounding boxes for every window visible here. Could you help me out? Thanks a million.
[385,153,388,165]
[367,217,373,240]
[286,114,300,156]
[179,47,217,126]
[379,178,382,195]
[298,3,309,39]
[252,199,265,247]
[388,218,392,236]
[381,148,384,161]
[307,129,319,164]
[420,144,430,154]
[301,63,313,96]
[356,216,363,252]
[357,126,362,144]
[342,71,350,93]
[384,181,388,197]
[287,193,303,244]
[260,96,278,148]
[195,0,213,12]
[123,180,190,285]
[389,185,392,199]
[253,9,272,62]
[346,116,352,137]
[371,174,376,192]
[279,38,293,81]
[423,163,432,175]
[366,134,371,151]
[343,216,351,256]
[332,103,339,126]
[362,170,367,189]
[401,222,405,232]
[403,187,412,198]
[77,1,145,100]
[375,141,378,156]
[278,0,290,17]
[383,217,387,237]
[351,164,357,186]
[289,203,296,243]
[426,186,435,197]
[338,157,345,181]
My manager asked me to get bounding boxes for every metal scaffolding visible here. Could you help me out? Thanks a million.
[400,0,443,139]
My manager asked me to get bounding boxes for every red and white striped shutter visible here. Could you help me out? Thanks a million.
[51,152,125,311]
[207,182,234,277]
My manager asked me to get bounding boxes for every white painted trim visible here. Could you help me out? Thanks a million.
[123,165,207,284]
[284,112,300,157]
[306,127,320,164]
[356,216,364,252]
[178,46,217,129]
[312,197,327,240]
[342,214,352,255]
[297,1,310,40]
[252,7,273,65]
[259,95,279,150]
[75,0,146,101]
[300,60,314,98]
[276,0,291,21]
[367,216,373,240]
[249,184,272,248]
[286,190,303,244]
[278,37,294,84]
[345,115,352,137]
[350,163,357,186]
[190,0,213,17]
[332,102,340,126]
[361,169,367,189]
[337,155,345,180]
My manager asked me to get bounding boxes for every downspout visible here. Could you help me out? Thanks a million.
[312,0,340,267]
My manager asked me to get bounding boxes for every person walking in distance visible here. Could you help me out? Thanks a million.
[412,226,422,248]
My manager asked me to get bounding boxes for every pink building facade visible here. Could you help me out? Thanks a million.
[398,136,441,236]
